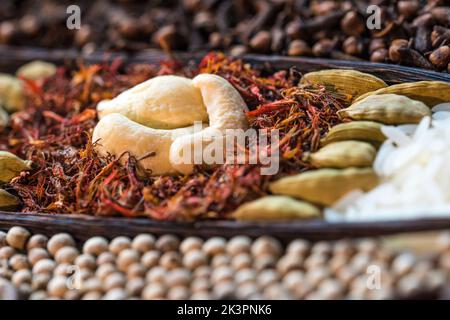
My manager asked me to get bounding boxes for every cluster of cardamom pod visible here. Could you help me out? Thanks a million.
[0,61,57,210]
[234,70,450,221]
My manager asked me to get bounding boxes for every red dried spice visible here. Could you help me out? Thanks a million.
[0,53,348,221]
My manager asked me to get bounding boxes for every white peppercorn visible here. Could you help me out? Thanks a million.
[167,285,190,300]
[141,250,160,268]
[82,291,103,300]
[332,239,354,257]
[64,290,81,300]
[236,282,258,299]
[155,234,179,252]
[103,288,128,300]
[11,269,32,286]
[9,254,29,270]
[226,236,251,256]
[276,254,303,275]
[167,268,191,287]
[97,252,116,265]
[132,234,155,253]
[211,253,230,268]
[257,269,280,289]
[146,266,166,283]
[211,266,234,284]
[47,276,68,298]
[82,277,103,292]
[191,291,212,300]
[126,277,145,296]
[31,273,51,291]
[180,237,203,254]
[212,281,235,299]
[159,251,181,270]
[126,263,146,279]
[109,236,131,255]
[282,270,304,291]
[96,263,116,281]
[311,241,332,256]
[75,254,96,270]
[29,290,48,300]
[396,273,423,297]
[83,236,108,256]
[142,283,166,300]
[47,233,75,256]
[356,239,379,255]
[203,237,226,256]
[304,253,327,270]
[391,252,416,277]
[286,239,310,257]
[317,278,345,300]
[28,247,50,266]
[251,236,282,258]
[32,258,56,274]
[191,278,211,292]
[26,234,48,251]
[54,246,79,264]
[193,266,211,279]
[0,246,15,259]
[231,253,252,270]
[305,266,331,287]
[53,263,71,277]
[350,252,372,273]
[437,232,450,252]
[6,226,31,250]
[235,268,256,285]
[117,248,140,272]
[253,254,276,270]
[183,249,207,270]
[263,283,292,300]
[103,272,126,291]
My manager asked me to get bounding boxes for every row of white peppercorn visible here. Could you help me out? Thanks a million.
[0,226,449,300]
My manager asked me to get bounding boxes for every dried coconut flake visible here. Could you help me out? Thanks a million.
[326,105,450,222]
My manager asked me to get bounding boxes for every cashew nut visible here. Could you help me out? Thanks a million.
[92,74,248,176]
[169,74,249,174]
[97,75,208,129]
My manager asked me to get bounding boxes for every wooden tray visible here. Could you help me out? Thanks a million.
[1,46,450,240]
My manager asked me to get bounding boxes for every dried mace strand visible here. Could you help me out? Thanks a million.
[338,94,431,125]
[300,70,387,100]
[0,151,32,183]
[305,141,376,169]
[233,196,321,221]
[269,168,379,206]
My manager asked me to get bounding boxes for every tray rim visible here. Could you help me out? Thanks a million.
[1,211,450,241]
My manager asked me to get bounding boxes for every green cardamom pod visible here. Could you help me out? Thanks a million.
[269,168,379,206]
[233,196,321,221]
[0,189,19,210]
[0,151,32,183]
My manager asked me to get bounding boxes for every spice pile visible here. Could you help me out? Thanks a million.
[0,0,449,72]
[0,226,449,300]
[0,53,349,220]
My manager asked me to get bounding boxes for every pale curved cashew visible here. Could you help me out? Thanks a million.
[92,74,248,176]
[169,74,249,174]
[97,75,208,129]
[92,113,200,175]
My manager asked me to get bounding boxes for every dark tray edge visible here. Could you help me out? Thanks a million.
[1,211,450,242]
